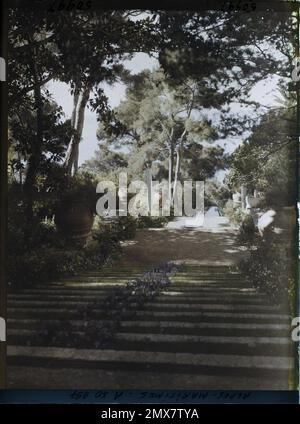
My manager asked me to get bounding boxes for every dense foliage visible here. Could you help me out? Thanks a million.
[227,101,297,208]
[239,227,296,307]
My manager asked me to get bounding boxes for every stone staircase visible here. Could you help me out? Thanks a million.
[7,265,295,389]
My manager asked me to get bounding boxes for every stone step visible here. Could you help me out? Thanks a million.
[178,266,238,271]
[175,288,260,295]
[8,286,262,296]
[7,318,290,338]
[11,287,125,296]
[7,307,290,323]
[7,286,260,303]
[133,309,290,319]
[8,294,109,301]
[8,333,292,357]
[131,311,291,324]
[75,270,147,277]
[8,318,290,332]
[170,277,246,283]
[7,318,106,328]
[7,292,266,304]
[175,275,242,279]
[8,300,107,308]
[7,346,293,382]
[137,303,282,312]
[44,282,128,288]
[157,295,267,305]
[58,277,132,284]
[8,345,292,370]
[114,332,290,346]
[162,293,267,301]
[7,308,98,319]
[166,287,258,293]
[6,365,290,389]
[13,285,255,296]
[7,302,283,316]
[18,284,126,293]
[176,274,242,278]
[55,276,143,282]
[167,283,254,289]
[118,321,290,336]
[178,274,243,278]
[178,268,239,274]
[111,337,292,357]
[170,276,243,281]
[7,296,270,308]
[169,283,253,289]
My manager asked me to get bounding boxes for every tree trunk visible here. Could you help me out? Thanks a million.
[64,85,90,175]
[168,144,174,201]
[172,124,188,202]
[171,88,194,202]
[24,42,44,224]
[71,88,80,128]
[172,147,180,203]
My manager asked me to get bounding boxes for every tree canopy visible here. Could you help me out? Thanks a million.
[8,6,297,219]
[226,92,297,206]
[90,68,227,200]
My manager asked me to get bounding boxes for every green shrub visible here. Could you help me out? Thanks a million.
[223,201,246,225]
[136,216,169,228]
[8,233,121,288]
[238,214,256,245]
[92,228,121,258]
[94,215,137,244]
[113,216,137,240]
[239,232,294,305]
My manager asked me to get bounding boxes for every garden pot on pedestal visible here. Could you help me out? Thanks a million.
[55,201,94,247]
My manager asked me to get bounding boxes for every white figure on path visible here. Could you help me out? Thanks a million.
[257,209,276,236]
[167,206,231,230]
[184,211,205,228]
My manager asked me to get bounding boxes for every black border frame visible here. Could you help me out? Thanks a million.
[0,0,299,403]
